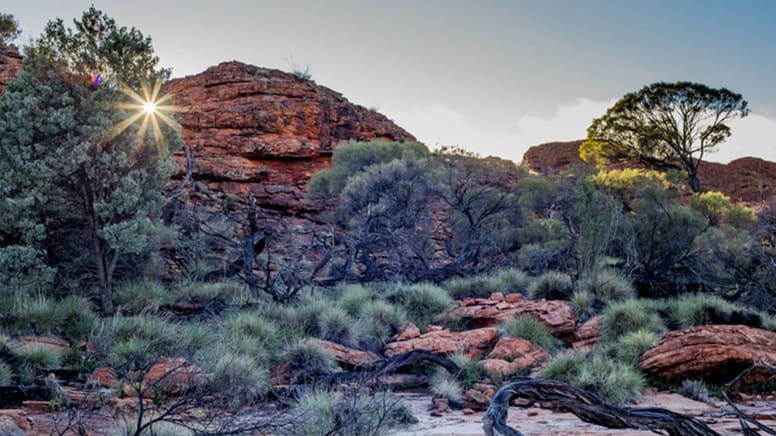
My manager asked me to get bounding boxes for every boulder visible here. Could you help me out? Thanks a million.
[0,410,29,433]
[17,335,70,354]
[88,367,118,388]
[639,325,776,384]
[480,337,549,376]
[441,295,576,340]
[394,323,421,341]
[464,382,497,411]
[142,357,207,396]
[308,339,381,368]
[383,327,498,359]
[572,315,603,349]
[0,416,24,436]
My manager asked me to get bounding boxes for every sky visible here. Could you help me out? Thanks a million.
[6,0,776,164]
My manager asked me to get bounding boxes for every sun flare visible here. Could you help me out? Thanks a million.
[108,79,184,149]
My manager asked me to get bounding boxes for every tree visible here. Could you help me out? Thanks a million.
[580,82,749,193]
[0,7,179,314]
[0,13,20,45]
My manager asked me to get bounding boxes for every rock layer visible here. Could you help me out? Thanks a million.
[165,61,414,214]
[0,44,22,95]
[383,326,498,359]
[639,324,776,384]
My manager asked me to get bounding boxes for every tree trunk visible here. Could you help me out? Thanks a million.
[688,173,701,193]
[94,237,114,316]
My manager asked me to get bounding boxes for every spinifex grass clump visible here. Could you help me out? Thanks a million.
[601,299,666,342]
[528,270,574,300]
[443,268,531,299]
[498,316,559,352]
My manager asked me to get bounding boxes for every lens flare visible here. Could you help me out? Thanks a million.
[107,79,184,149]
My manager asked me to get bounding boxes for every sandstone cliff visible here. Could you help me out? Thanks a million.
[0,44,22,95]
[522,140,776,203]
[165,61,415,214]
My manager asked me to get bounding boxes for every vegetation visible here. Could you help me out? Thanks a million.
[498,316,559,352]
[581,81,749,192]
[0,13,20,44]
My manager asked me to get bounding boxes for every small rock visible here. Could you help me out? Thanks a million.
[88,367,118,388]
[489,292,504,302]
[394,323,421,341]
[0,416,24,436]
[462,408,475,415]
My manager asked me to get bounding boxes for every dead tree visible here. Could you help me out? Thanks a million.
[483,378,719,436]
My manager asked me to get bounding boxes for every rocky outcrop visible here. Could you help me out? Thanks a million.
[383,326,498,359]
[309,338,381,368]
[165,61,414,214]
[572,315,603,349]
[521,140,776,203]
[440,293,577,340]
[639,325,776,384]
[0,44,22,95]
[142,357,207,396]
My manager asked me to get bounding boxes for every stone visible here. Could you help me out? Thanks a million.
[441,297,576,340]
[480,337,549,376]
[461,407,475,415]
[0,44,22,96]
[429,398,452,416]
[504,293,522,303]
[394,323,422,341]
[0,416,24,436]
[383,327,498,359]
[22,400,50,414]
[88,367,118,388]
[309,338,381,368]
[107,397,154,416]
[572,315,603,349]
[639,325,776,384]
[142,357,207,396]
[0,410,29,432]
[464,382,497,411]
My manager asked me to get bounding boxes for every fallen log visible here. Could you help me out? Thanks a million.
[482,378,719,436]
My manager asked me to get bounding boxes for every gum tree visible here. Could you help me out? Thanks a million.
[580,82,749,193]
[0,8,180,314]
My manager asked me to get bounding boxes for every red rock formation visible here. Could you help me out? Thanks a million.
[309,338,381,368]
[382,326,498,359]
[440,293,577,340]
[572,315,603,350]
[0,44,22,95]
[481,337,549,376]
[165,61,415,214]
[522,140,586,176]
[639,325,776,384]
[142,357,207,396]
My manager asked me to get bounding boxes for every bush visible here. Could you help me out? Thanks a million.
[498,316,559,352]
[443,268,531,300]
[540,350,645,405]
[222,311,279,363]
[58,295,97,341]
[430,376,464,403]
[114,280,172,314]
[663,294,763,330]
[317,306,354,345]
[174,280,250,307]
[352,300,407,351]
[12,294,64,334]
[577,268,635,305]
[16,344,61,382]
[528,271,574,300]
[678,379,711,403]
[335,284,374,316]
[602,299,665,342]
[615,329,657,366]
[450,353,489,390]
[571,290,596,322]
[211,353,270,408]
[280,339,337,377]
[0,361,13,385]
[387,283,452,330]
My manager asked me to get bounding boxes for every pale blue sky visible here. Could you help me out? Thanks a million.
[6,1,776,163]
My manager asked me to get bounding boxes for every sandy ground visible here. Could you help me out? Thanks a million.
[389,392,776,436]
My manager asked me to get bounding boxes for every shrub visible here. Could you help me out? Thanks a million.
[678,379,711,403]
[443,268,531,300]
[280,339,337,377]
[114,280,172,314]
[498,316,559,352]
[58,295,97,341]
[615,329,657,366]
[91,315,187,371]
[663,294,764,330]
[16,344,61,382]
[317,306,354,345]
[211,353,270,408]
[12,294,64,334]
[222,311,279,363]
[352,300,407,351]
[518,243,569,275]
[0,361,13,385]
[602,299,665,342]
[571,290,596,322]
[528,271,574,300]
[450,353,489,390]
[388,283,452,330]
[291,389,336,435]
[430,376,464,404]
[541,350,645,405]
[335,284,373,316]
[174,280,250,307]
[577,268,635,305]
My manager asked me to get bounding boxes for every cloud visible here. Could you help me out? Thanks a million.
[386,99,776,165]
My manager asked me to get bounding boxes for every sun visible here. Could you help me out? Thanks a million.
[108,79,184,149]
[143,101,157,115]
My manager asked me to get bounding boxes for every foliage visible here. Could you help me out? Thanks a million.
[498,316,559,352]
[0,7,180,314]
[15,344,62,382]
[540,350,645,405]
[528,271,574,300]
[662,294,765,330]
[678,379,711,403]
[114,280,173,314]
[0,361,13,386]
[443,268,531,299]
[352,300,407,351]
[280,339,337,378]
[576,267,635,307]
[614,329,657,366]
[210,353,270,408]
[690,191,756,228]
[430,374,464,403]
[449,352,489,390]
[385,283,452,330]
[0,13,20,44]
[601,299,665,342]
[591,168,669,191]
[581,81,749,192]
